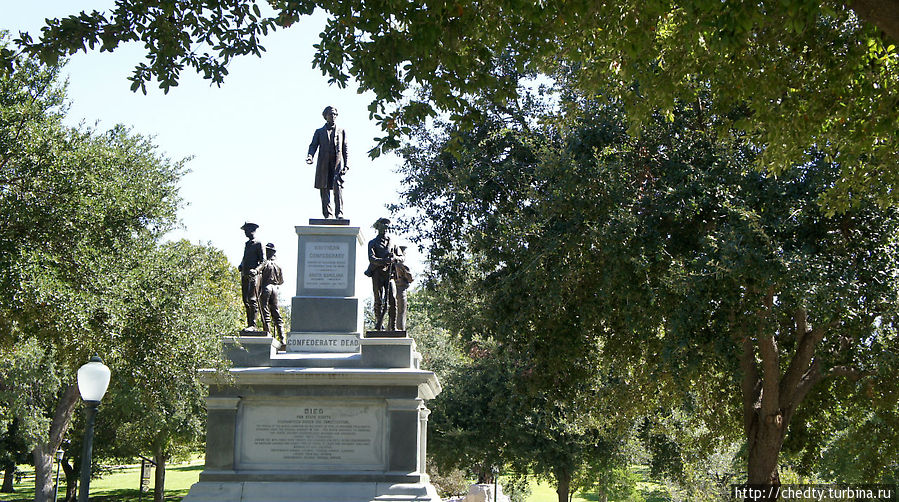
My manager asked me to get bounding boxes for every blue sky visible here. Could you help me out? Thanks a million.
[3,1,418,302]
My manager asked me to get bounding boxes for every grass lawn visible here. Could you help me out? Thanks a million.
[524,465,670,502]
[3,461,669,502]
[1,458,203,502]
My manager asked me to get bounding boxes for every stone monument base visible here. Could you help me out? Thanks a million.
[309,218,350,226]
[182,480,440,502]
[182,336,440,502]
[365,330,407,338]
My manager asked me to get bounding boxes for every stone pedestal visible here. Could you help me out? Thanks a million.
[290,224,365,339]
[183,223,441,502]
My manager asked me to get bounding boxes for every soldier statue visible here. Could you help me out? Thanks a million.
[258,243,285,342]
[394,245,414,331]
[238,222,264,331]
[306,105,348,219]
[365,218,402,331]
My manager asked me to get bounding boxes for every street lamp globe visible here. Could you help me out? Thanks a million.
[77,356,111,402]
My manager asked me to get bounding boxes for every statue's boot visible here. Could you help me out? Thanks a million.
[387,310,396,331]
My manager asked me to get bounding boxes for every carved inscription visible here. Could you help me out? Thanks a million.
[285,333,361,353]
[238,401,384,470]
[303,242,349,289]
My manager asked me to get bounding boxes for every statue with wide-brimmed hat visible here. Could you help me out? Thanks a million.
[238,222,264,331]
[365,217,402,330]
[257,242,284,341]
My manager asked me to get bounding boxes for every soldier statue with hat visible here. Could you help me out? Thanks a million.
[238,222,265,330]
[257,242,285,341]
[365,217,403,331]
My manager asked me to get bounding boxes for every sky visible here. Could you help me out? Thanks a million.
[3,1,419,303]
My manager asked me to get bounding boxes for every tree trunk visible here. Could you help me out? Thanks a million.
[746,409,785,485]
[738,304,830,502]
[851,0,899,43]
[1,465,14,492]
[153,447,167,502]
[33,385,80,502]
[62,457,77,502]
[554,467,571,502]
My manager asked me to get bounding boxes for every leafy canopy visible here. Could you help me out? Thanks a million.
[395,81,899,481]
[7,1,899,210]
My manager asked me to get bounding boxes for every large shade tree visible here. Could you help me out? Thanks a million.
[5,0,899,210]
[393,87,899,491]
[0,39,229,502]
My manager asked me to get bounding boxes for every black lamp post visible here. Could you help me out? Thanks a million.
[53,445,65,501]
[76,356,110,502]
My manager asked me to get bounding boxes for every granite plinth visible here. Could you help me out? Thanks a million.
[182,480,440,502]
[365,330,407,338]
[294,225,364,299]
[309,218,350,226]
[186,335,440,502]
[290,296,361,332]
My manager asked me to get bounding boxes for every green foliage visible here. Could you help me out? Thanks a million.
[0,339,62,453]
[396,81,899,483]
[0,38,242,497]
[409,288,633,500]
[9,3,899,209]
[94,240,241,463]
[0,36,184,370]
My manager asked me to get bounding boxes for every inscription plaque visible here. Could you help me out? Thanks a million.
[303,242,349,289]
[237,400,385,470]
[286,333,361,353]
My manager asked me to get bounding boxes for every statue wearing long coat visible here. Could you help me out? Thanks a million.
[307,124,348,189]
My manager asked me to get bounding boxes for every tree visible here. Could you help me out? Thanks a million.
[409,286,637,502]
[0,38,187,502]
[0,340,63,495]
[393,87,899,494]
[7,1,899,210]
[99,239,241,502]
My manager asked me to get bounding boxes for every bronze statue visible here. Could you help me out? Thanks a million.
[365,218,401,330]
[394,245,414,331]
[306,105,348,219]
[238,222,264,331]
[258,243,285,342]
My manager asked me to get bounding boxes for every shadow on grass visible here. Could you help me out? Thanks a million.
[168,464,203,473]
[1,488,190,502]
[89,488,189,501]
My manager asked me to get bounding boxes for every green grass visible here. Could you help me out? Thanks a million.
[3,461,670,502]
[525,479,591,502]
[524,465,671,502]
[1,458,202,502]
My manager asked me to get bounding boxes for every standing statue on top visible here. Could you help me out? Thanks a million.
[306,105,348,220]
[258,243,285,342]
[394,245,414,331]
[365,218,402,331]
[238,222,264,331]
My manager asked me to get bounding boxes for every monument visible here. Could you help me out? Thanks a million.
[306,105,348,221]
[183,216,442,501]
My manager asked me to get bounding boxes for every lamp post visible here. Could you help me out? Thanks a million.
[76,356,111,502]
[53,445,65,501]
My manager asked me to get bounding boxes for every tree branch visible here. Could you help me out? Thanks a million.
[741,334,761,436]
[850,0,899,43]
[757,289,780,418]
[792,358,823,407]
[780,315,833,411]
[828,365,876,380]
